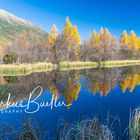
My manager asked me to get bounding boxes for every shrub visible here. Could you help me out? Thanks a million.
[3,53,17,64]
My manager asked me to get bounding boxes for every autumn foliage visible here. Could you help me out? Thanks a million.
[1,17,140,64]
[120,31,140,50]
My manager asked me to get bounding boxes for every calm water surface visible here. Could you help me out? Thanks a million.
[0,66,140,139]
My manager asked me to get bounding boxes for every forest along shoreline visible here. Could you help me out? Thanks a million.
[1,16,140,77]
[1,60,140,76]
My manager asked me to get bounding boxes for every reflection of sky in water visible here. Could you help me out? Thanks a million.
[0,79,140,139]
[0,67,140,139]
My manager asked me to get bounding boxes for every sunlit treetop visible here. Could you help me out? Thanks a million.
[100,28,111,42]
[120,30,130,45]
[91,30,100,42]
[47,24,58,46]
[65,16,72,27]
[63,17,81,52]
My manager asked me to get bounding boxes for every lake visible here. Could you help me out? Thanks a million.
[0,66,140,140]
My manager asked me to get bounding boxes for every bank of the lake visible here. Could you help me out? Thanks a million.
[0,63,55,76]
[1,60,140,76]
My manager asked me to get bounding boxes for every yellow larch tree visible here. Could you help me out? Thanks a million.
[120,30,140,50]
[100,28,111,43]
[63,17,81,57]
[91,30,100,46]
[47,24,58,46]
[120,30,130,46]
[129,31,139,49]
[137,38,140,49]
[92,30,100,43]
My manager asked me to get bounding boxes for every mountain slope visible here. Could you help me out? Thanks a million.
[0,9,48,47]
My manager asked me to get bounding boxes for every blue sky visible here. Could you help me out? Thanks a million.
[0,0,140,39]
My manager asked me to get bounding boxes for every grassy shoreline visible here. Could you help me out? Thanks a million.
[0,63,55,76]
[0,60,140,76]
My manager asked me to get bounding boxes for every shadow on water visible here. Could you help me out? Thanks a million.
[0,66,140,139]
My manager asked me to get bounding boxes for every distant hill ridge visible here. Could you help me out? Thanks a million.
[0,9,48,47]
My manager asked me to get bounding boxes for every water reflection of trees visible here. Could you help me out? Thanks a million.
[49,71,80,105]
[0,66,140,107]
[0,70,81,107]
[83,66,140,96]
